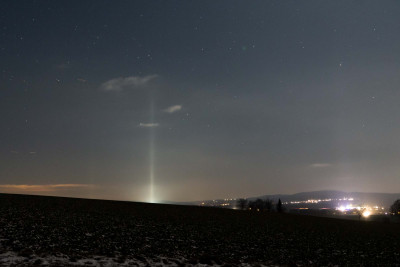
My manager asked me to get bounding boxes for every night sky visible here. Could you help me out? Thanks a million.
[2,1,400,202]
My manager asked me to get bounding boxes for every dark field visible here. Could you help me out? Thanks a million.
[1,194,400,266]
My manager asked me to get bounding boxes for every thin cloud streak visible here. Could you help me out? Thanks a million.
[139,123,159,128]
[100,75,157,92]
[0,184,94,192]
[163,105,182,113]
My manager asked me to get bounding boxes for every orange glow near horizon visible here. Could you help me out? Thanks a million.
[0,184,94,192]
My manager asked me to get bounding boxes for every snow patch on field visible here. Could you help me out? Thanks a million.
[0,251,271,266]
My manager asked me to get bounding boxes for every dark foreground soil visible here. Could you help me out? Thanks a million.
[1,193,400,266]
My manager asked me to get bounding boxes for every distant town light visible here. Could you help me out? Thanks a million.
[362,210,371,217]
[338,206,346,212]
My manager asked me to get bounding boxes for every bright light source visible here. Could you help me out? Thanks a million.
[338,206,346,212]
[345,204,353,210]
[362,210,371,217]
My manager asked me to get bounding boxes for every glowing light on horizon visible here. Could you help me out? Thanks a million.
[149,99,156,203]
[338,206,346,212]
[362,210,371,217]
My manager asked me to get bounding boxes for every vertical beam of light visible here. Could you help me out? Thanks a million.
[149,99,155,203]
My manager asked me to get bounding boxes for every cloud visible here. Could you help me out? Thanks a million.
[163,105,182,113]
[139,123,159,128]
[0,184,93,192]
[100,75,157,92]
[310,163,332,168]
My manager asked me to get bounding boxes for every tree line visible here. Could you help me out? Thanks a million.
[236,198,283,212]
[391,199,400,215]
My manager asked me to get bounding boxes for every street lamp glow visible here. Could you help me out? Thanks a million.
[362,210,371,217]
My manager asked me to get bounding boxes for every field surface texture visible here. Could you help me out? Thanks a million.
[1,194,400,266]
